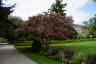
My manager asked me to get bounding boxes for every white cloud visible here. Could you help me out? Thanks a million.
[4,0,90,24]
[64,0,90,24]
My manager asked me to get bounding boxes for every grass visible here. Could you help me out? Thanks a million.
[50,40,96,56]
[15,46,64,64]
[14,41,32,46]
[14,42,32,46]
[15,40,96,64]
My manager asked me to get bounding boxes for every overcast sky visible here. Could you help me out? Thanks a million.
[3,0,96,24]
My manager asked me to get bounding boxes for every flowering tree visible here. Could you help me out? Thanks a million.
[16,13,77,52]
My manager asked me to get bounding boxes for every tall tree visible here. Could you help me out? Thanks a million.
[83,15,96,30]
[6,16,23,42]
[49,0,67,16]
[16,13,77,52]
[0,0,15,40]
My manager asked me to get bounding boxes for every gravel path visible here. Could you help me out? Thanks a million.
[0,43,37,64]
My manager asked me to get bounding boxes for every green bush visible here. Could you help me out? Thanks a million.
[86,54,96,64]
[65,39,74,43]
[31,40,42,52]
[70,53,84,64]
[40,47,49,56]
[40,47,92,64]
[64,48,75,59]
[40,47,76,62]
[45,48,60,57]
[40,48,64,60]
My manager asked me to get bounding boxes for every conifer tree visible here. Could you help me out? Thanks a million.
[49,0,67,16]
[0,0,15,39]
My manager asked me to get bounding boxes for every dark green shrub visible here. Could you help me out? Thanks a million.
[65,39,74,43]
[40,47,65,61]
[31,40,42,52]
[55,52,64,61]
[71,53,84,64]
[64,48,75,59]
[40,47,86,64]
[86,54,96,64]
[63,53,84,64]
[51,48,60,56]
[40,47,48,55]
[45,48,60,57]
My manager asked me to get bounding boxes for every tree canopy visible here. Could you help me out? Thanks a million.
[16,13,77,52]
[8,16,22,28]
[49,0,67,16]
[83,15,96,37]
[16,13,77,41]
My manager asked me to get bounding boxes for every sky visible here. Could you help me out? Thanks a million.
[3,0,96,24]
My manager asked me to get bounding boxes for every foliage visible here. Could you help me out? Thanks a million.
[64,53,84,64]
[71,53,84,64]
[83,15,96,37]
[4,16,22,42]
[31,40,42,52]
[40,47,75,62]
[8,16,23,28]
[64,48,75,59]
[15,46,64,64]
[86,54,96,64]
[15,40,96,64]
[6,16,23,42]
[64,39,74,43]
[16,13,76,41]
[16,13,77,52]
[0,0,15,41]
[49,0,67,16]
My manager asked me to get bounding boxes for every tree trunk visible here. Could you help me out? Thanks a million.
[31,40,42,52]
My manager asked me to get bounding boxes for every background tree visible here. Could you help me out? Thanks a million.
[7,16,22,42]
[0,0,15,41]
[49,0,67,16]
[8,16,22,28]
[83,15,96,37]
[16,13,77,52]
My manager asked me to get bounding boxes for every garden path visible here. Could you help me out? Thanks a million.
[0,43,37,64]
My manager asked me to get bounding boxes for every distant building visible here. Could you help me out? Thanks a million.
[75,24,84,33]
[75,24,89,38]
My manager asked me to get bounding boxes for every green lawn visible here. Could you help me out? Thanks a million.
[15,40,96,64]
[15,46,64,64]
[51,40,96,55]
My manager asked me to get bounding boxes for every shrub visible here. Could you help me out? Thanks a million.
[40,48,64,61]
[86,54,96,64]
[51,48,64,60]
[65,39,74,43]
[51,48,60,56]
[64,48,75,59]
[71,53,84,64]
[40,47,96,64]
[45,48,60,57]
[31,40,42,52]
[40,47,48,55]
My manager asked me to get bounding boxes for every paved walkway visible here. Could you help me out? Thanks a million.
[0,43,37,64]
